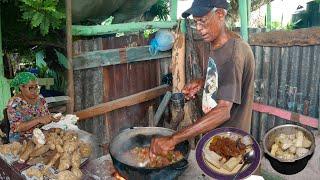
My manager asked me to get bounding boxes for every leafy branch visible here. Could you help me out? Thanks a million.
[19,0,65,36]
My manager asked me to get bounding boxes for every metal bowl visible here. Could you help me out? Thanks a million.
[262,124,315,174]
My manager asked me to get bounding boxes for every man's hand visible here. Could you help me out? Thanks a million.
[149,136,176,158]
[182,79,204,100]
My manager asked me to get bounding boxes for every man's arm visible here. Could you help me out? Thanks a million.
[171,99,233,145]
[150,100,233,157]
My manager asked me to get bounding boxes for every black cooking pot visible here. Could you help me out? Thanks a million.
[263,124,315,175]
[109,127,190,180]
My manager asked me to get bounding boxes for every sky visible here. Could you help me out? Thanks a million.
[176,0,314,27]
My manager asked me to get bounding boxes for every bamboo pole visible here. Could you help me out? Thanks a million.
[66,0,74,113]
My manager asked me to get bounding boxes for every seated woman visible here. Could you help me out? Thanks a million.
[7,72,56,142]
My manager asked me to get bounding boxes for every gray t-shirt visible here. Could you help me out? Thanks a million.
[202,38,255,132]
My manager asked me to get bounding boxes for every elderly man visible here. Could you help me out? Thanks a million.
[150,0,255,157]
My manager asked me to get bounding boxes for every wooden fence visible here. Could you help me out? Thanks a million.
[72,34,171,155]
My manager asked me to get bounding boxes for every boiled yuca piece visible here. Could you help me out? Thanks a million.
[295,131,304,148]
[279,137,292,150]
[302,137,312,148]
[271,143,279,156]
[296,147,309,157]
[203,148,222,169]
[223,156,242,172]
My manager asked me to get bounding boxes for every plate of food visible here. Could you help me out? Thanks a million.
[196,127,261,180]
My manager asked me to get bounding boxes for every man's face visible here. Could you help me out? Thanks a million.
[194,9,225,42]
[20,80,40,99]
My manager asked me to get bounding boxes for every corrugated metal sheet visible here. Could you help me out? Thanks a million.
[251,45,320,142]
[73,33,171,154]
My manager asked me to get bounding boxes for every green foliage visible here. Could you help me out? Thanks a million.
[316,0,320,4]
[271,21,282,30]
[45,68,66,93]
[37,64,49,78]
[54,49,68,69]
[145,0,170,21]
[270,21,295,31]
[36,49,67,93]
[19,0,65,36]
[143,29,157,39]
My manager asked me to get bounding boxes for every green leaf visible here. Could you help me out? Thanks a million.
[40,17,50,35]
[31,13,44,27]
[54,49,69,69]
[36,51,47,67]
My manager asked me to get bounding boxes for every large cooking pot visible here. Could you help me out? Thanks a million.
[109,127,190,180]
[263,124,315,175]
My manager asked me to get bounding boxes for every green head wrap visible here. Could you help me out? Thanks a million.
[10,72,37,93]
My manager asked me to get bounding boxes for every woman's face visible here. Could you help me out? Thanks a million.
[20,80,40,99]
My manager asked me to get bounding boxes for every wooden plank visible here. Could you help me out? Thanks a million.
[66,0,74,113]
[73,46,172,70]
[72,21,177,36]
[154,91,172,126]
[148,106,155,127]
[76,84,171,120]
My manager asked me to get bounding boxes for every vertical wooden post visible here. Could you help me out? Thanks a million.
[66,0,74,113]
[239,0,249,41]
[172,21,186,93]
[170,0,178,21]
[266,2,272,31]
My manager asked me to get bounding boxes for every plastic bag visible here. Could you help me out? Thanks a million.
[149,30,175,55]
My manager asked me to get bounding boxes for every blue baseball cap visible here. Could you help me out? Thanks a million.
[182,0,229,18]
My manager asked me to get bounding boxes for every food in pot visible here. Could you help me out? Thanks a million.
[270,131,312,160]
[125,147,183,168]
[204,134,253,172]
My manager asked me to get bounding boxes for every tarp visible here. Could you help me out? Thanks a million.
[72,0,157,24]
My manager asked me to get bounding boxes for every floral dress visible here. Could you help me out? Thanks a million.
[7,95,50,142]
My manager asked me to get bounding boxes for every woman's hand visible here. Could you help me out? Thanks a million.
[182,79,204,100]
[38,115,54,125]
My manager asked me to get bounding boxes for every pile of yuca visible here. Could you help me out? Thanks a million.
[0,128,92,180]
[270,131,312,160]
